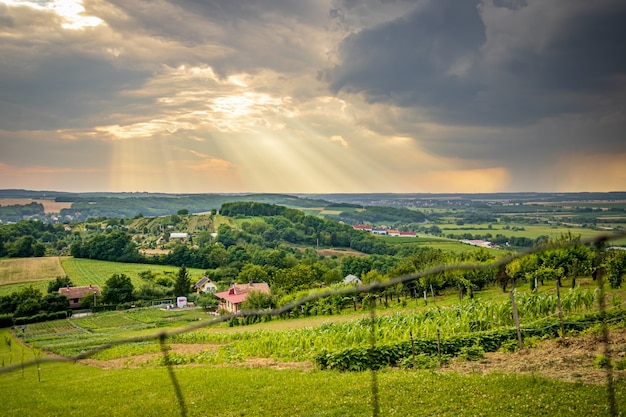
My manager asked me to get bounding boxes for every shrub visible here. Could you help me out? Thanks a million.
[458,345,486,361]
[0,314,14,329]
[594,354,611,369]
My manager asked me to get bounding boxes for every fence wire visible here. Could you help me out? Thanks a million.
[1,231,626,417]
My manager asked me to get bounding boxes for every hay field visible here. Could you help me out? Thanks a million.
[0,257,66,290]
[0,198,72,213]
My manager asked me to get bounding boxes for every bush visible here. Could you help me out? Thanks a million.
[400,353,449,369]
[458,345,486,361]
[594,354,611,369]
[0,314,13,328]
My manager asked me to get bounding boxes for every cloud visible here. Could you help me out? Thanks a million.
[328,0,626,126]
[0,0,624,193]
[329,135,348,149]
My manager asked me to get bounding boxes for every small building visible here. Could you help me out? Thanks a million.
[459,239,493,248]
[343,274,362,285]
[194,276,217,293]
[214,282,270,313]
[169,232,189,239]
[58,285,101,309]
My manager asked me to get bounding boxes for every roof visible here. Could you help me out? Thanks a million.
[170,232,188,238]
[194,276,215,289]
[343,274,361,284]
[58,285,101,299]
[215,282,270,304]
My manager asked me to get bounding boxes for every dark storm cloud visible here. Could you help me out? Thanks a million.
[0,53,149,130]
[328,0,626,126]
[330,0,484,109]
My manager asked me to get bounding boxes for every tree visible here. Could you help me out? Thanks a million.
[102,273,135,305]
[42,292,70,312]
[605,250,626,289]
[174,266,192,297]
[236,264,268,284]
[13,286,43,317]
[79,292,100,309]
[47,276,73,293]
[197,293,220,311]
[241,290,273,310]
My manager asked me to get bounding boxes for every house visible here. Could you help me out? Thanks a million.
[343,274,362,285]
[214,282,270,313]
[58,285,101,309]
[194,276,217,293]
[169,232,188,239]
[459,239,494,248]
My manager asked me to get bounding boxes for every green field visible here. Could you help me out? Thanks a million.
[0,257,207,296]
[2,318,626,417]
[435,222,620,240]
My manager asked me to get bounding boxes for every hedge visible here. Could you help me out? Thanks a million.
[313,309,626,371]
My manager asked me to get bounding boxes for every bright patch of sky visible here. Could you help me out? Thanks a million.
[0,0,102,29]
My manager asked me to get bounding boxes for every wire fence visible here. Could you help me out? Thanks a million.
[2,231,626,416]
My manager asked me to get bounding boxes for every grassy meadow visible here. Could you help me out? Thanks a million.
[2,325,625,417]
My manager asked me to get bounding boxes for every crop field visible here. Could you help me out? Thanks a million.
[60,258,206,288]
[0,257,207,296]
[436,222,608,240]
[0,257,66,296]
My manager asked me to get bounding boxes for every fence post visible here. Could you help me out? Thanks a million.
[410,331,416,369]
[555,280,565,338]
[510,290,523,349]
[437,329,442,366]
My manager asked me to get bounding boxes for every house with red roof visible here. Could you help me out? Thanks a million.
[58,285,101,309]
[214,282,270,313]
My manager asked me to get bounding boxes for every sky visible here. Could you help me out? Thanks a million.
[0,0,625,194]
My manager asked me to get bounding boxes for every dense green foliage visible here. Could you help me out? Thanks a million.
[101,274,135,305]
[0,202,44,222]
[70,230,142,262]
[47,276,73,293]
[0,220,74,257]
[173,266,191,297]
